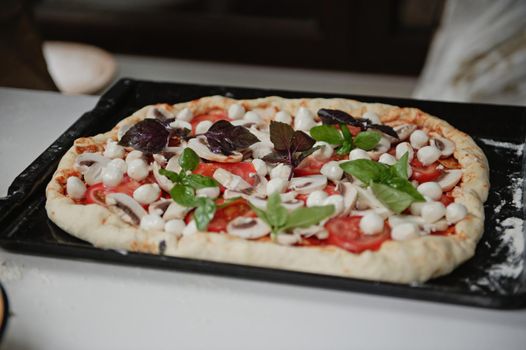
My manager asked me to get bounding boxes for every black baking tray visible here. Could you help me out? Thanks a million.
[1,79,526,309]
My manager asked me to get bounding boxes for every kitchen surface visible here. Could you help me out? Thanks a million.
[1,56,526,349]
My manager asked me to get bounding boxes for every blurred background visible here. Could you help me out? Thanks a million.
[1,0,525,105]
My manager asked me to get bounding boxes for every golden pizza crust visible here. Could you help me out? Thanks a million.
[46,96,489,283]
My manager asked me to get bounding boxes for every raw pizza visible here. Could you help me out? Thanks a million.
[46,96,489,283]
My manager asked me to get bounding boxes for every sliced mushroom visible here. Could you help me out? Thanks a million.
[151,162,174,192]
[247,173,268,198]
[353,185,392,217]
[246,194,304,212]
[386,124,416,143]
[437,169,462,191]
[226,217,271,239]
[430,135,455,158]
[337,182,358,214]
[293,225,328,239]
[289,175,327,194]
[153,154,167,166]
[148,198,172,216]
[75,153,110,173]
[275,233,302,246]
[250,141,274,159]
[367,136,391,160]
[147,105,174,120]
[187,136,242,163]
[117,124,131,141]
[163,201,191,220]
[213,168,252,191]
[84,163,104,185]
[106,193,147,225]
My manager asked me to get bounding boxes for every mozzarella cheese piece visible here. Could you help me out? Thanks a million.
[359,212,384,235]
[182,220,199,235]
[320,161,343,182]
[306,190,328,207]
[252,159,268,176]
[323,195,344,216]
[349,149,371,160]
[378,153,396,165]
[267,178,288,195]
[362,111,381,124]
[446,203,467,224]
[195,120,213,134]
[391,223,419,241]
[102,166,124,187]
[196,186,220,199]
[294,107,317,131]
[108,158,127,173]
[409,130,429,149]
[133,184,161,205]
[270,163,292,180]
[228,104,246,120]
[274,110,292,124]
[164,219,186,235]
[103,140,125,159]
[243,111,262,123]
[127,159,149,181]
[169,119,192,130]
[312,141,334,161]
[125,150,143,163]
[140,214,165,231]
[417,182,442,201]
[66,176,86,199]
[421,201,446,223]
[417,146,441,166]
[395,142,414,161]
[176,107,193,122]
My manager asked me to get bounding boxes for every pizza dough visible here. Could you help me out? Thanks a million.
[46,96,489,283]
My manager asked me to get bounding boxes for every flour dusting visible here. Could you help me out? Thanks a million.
[478,138,524,156]
[0,259,24,282]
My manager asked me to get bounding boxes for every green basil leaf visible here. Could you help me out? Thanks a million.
[336,140,352,155]
[179,148,200,172]
[370,182,414,214]
[391,152,409,179]
[339,159,390,184]
[282,205,335,231]
[386,177,425,201]
[339,123,353,144]
[159,168,181,183]
[266,192,288,229]
[193,197,216,231]
[248,203,271,228]
[310,125,343,145]
[182,174,218,189]
[354,131,381,151]
[170,184,196,207]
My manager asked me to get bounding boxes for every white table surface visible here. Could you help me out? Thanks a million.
[1,58,526,350]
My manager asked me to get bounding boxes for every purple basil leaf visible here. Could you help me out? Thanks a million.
[291,130,315,152]
[369,124,399,139]
[318,109,361,127]
[262,151,290,164]
[269,121,294,151]
[118,119,170,154]
[204,120,259,155]
[293,146,321,167]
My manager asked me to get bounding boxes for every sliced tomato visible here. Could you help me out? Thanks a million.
[325,216,391,253]
[432,225,455,236]
[85,176,143,205]
[194,162,257,186]
[294,157,326,176]
[439,192,454,207]
[296,184,340,203]
[411,159,442,183]
[207,198,255,232]
[190,109,229,134]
